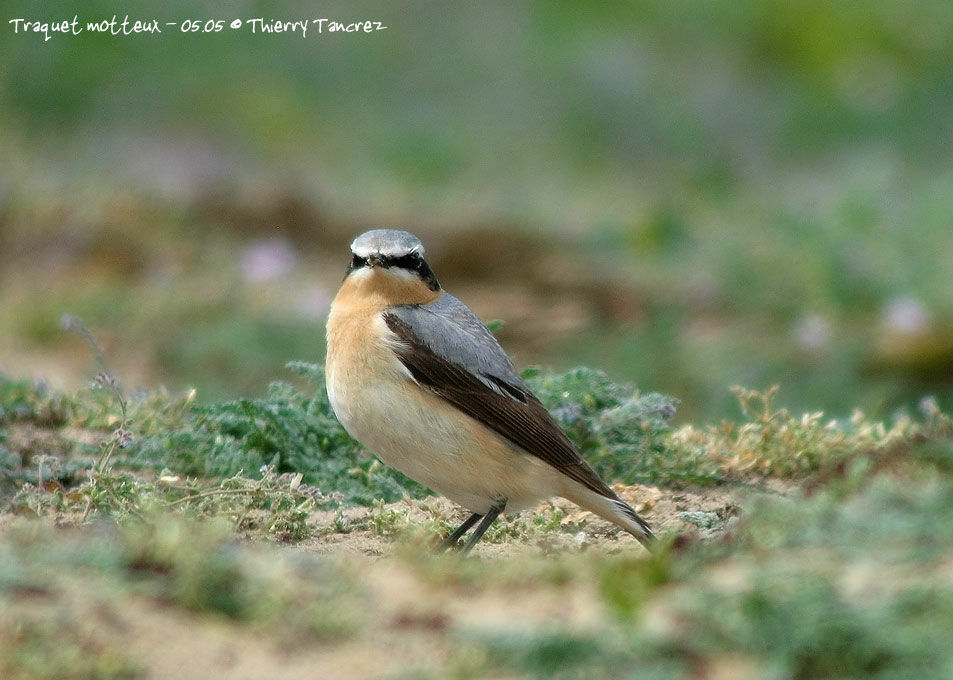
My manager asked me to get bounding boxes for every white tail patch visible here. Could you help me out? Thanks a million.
[560,480,654,548]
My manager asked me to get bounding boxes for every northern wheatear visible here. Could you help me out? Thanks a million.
[325,229,654,553]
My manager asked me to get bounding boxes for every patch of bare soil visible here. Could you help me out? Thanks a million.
[1,430,796,680]
[301,479,787,559]
[5,482,774,680]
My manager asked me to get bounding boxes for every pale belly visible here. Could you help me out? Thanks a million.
[326,323,563,514]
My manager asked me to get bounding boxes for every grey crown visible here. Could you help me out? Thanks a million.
[351,229,424,259]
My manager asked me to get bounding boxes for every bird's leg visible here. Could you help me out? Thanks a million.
[460,498,506,555]
[437,512,482,551]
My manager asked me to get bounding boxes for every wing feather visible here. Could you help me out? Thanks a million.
[382,310,617,500]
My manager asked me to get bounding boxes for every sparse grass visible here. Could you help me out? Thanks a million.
[3,358,950,533]
[0,614,141,680]
[366,498,413,537]
[6,457,953,680]
[446,469,953,680]
[9,465,323,542]
[0,378,73,427]
[125,362,432,507]
[526,367,687,484]
[671,386,953,480]
[3,345,953,678]
[0,514,363,680]
[5,2,953,674]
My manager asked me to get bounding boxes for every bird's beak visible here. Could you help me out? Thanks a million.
[367,255,383,268]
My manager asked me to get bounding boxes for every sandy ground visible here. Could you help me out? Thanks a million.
[3,481,788,680]
[300,481,762,558]
[1,421,794,679]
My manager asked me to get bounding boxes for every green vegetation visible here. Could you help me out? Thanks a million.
[474,472,953,680]
[0,515,362,679]
[10,354,944,525]
[3,1,953,420]
[2,359,953,678]
[4,1,953,677]
[2,362,677,522]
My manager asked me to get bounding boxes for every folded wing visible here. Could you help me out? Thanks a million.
[383,296,618,501]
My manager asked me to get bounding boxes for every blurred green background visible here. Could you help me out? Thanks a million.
[2,0,952,421]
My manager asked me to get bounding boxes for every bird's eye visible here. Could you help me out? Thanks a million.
[350,253,366,269]
[390,253,420,271]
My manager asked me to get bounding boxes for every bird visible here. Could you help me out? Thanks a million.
[325,229,654,553]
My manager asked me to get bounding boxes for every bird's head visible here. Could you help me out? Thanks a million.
[343,229,442,302]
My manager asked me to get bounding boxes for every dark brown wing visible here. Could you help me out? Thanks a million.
[383,312,618,500]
